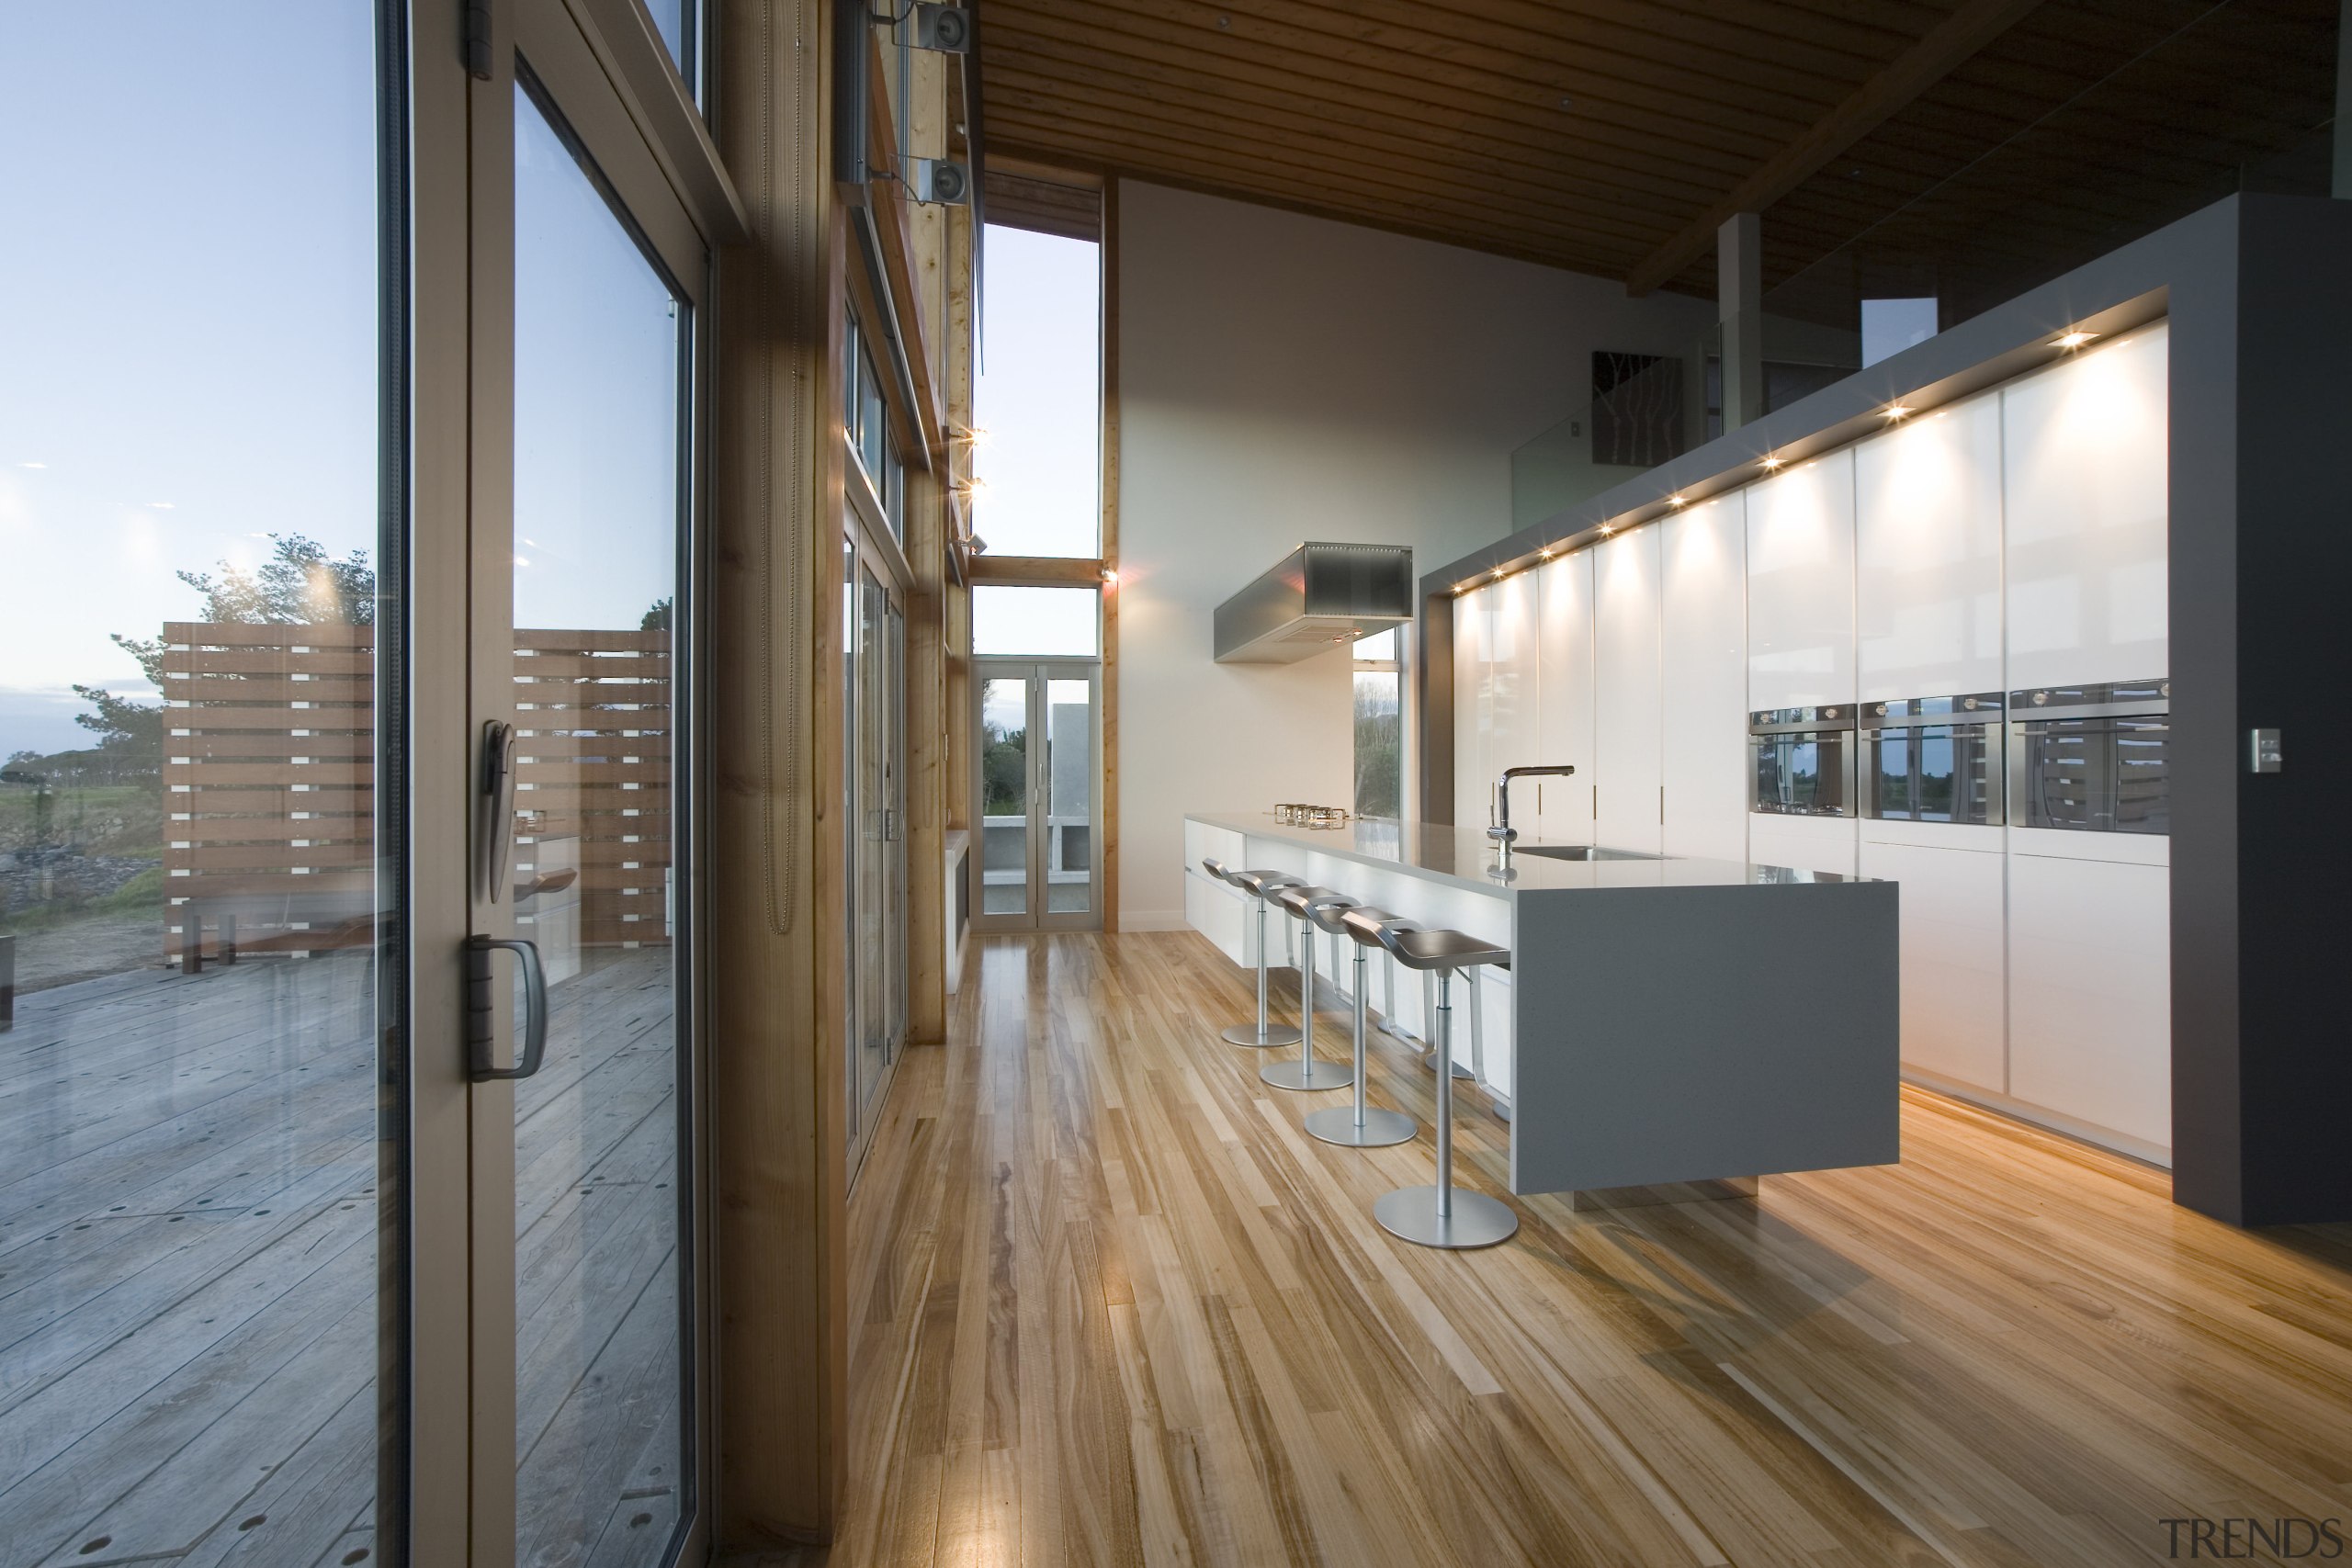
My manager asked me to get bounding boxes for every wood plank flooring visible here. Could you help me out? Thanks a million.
[0,946,684,1568]
[733,930,2352,1568]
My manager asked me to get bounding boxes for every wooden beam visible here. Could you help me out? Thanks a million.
[1100,178,1122,933]
[709,0,848,1544]
[1624,0,2045,297]
[967,553,1107,585]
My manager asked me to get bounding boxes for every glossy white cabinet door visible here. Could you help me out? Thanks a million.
[1860,835,2006,1090]
[1856,397,2004,702]
[1594,525,1663,852]
[1487,567,1543,798]
[2007,849,2171,1152]
[1746,450,1857,711]
[2003,325,2170,690]
[1747,812,1858,877]
[1661,495,1748,861]
[1453,580,1492,829]
[1534,549,1596,844]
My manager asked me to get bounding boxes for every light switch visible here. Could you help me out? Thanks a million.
[2249,728,2283,774]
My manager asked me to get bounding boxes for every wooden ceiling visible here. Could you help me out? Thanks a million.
[975,0,2338,310]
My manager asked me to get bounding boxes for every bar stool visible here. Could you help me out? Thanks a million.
[1261,885,1357,1092]
[1306,908,1419,1147]
[1364,924,1518,1249]
[1203,858,1303,1048]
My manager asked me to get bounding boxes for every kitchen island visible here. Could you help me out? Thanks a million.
[1184,812,1900,1199]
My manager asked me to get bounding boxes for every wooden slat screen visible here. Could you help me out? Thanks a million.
[159,622,673,964]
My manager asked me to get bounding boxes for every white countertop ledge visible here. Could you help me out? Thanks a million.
[1186,813,1854,896]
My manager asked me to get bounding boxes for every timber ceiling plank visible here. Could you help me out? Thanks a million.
[982,11,1758,201]
[982,0,2338,305]
[989,0,1787,174]
[984,46,1726,218]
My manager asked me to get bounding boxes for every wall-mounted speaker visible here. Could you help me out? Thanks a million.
[911,158,971,205]
[911,4,971,52]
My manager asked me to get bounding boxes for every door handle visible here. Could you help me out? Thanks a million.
[467,934,548,1081]
[477,720,519,902]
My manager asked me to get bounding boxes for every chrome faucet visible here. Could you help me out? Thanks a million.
[1488,765,1577,874]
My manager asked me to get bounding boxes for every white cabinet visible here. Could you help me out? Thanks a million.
[1660,495,1747,861]
[1860,827,2005,1092]
[1453,581,1492,828]
[1746,451,1857,711]
[1856,398,2004,702]
[1593,525,1662,852]
[2007,831,2171,1155]
[1534,549,1595,844]
[2003,325,2169,690]
[1747,813,1857,877]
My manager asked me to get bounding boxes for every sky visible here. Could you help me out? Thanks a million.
[972,225,1101,558]
[0,5,380,759]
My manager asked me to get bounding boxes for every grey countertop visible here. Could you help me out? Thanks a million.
[1188,812,1852,896]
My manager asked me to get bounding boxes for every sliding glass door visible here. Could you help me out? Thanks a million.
[0,7,407,1564]
[844,534,909,1178]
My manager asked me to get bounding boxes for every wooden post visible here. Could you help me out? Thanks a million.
[709,0,849,1543]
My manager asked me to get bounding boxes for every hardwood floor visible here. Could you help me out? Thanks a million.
[767,929,2352,1568]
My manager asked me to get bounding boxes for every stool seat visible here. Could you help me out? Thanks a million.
[1366,922,1520,1251]
[1272,884,1352,920]
[1373,925,1509,972]
[1305,897,1362,936]
[1228,868,1305,898]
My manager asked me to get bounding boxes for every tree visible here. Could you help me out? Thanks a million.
[641,596,673,631]
[981,726,1026,817]
[68,534,378,777]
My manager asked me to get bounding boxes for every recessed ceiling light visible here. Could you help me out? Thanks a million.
[1538,547,1555,560]
[1760,455,1784,471]
[1883,403,1913,420]
[1491,566,1505,579]
[2052,330,2099,349]
[1668,493,1686,506]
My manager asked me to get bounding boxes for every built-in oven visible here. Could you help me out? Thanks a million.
[1860,693,2005,825]
[2007,680,2170,834]
[1750,706,1857,818]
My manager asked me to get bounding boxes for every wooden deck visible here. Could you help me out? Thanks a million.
[0,946,683,1568]
[729,930,2352,1568]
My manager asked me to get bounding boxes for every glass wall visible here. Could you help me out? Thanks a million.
[0,6,398,1562]
[1352,629,1404,819]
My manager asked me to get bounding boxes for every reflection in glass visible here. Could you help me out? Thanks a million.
[2015,719,2170,833]
[1045,679,1093,914]
[512,83,687,1567]
[979,680,1030,915]
[1869,725,1998,824]
[0,6,392,1560]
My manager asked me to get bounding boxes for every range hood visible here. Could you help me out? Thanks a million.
[1213,542,1415,663]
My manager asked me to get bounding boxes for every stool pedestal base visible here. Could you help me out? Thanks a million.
[1304,1105,1416,1147]
[1374,1186,1518,1249]
[1222,1021,1302,1048]
[1260,1056,1353,1092]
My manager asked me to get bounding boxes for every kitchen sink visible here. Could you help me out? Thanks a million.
[1508,843,1665,862]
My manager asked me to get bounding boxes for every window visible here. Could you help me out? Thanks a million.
[843,308,904,542]
[1353,628,1405,819]
[973,225,1102,557]
[972,586,1100,657]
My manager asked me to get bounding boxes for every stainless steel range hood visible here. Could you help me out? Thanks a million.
[1213,543,1415,663]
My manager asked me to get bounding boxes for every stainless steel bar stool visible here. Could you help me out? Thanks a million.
[1306,908,1419,1147]
[1363,925,1519,1249]
[1261,885,1357,1091]
[1202,858,1304,1048]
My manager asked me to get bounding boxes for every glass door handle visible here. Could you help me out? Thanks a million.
[466,934,548,1081]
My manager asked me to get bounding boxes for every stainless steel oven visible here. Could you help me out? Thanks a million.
[2008,680,2170,834]
[1750,706,1857,818]
[1860,693,2005,825]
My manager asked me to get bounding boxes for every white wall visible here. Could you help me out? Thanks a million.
[1117,180,1713,928]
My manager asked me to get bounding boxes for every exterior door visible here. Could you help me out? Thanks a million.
[457,6,712,1565]
[970,660,1102,931]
